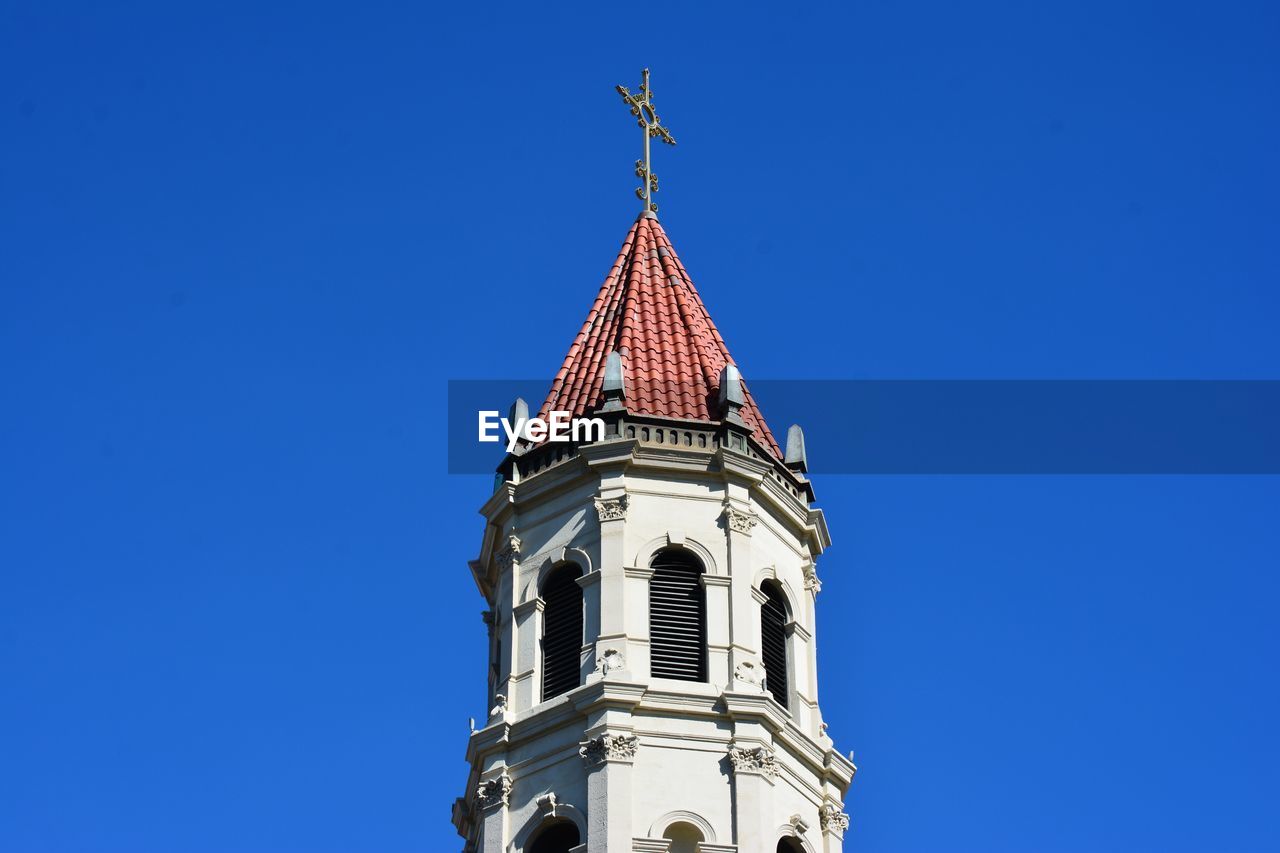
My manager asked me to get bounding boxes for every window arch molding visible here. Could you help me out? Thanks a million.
[752,566,801,619]
[633,533,720,577]
[647,809,719,844]
[772,825,817,853]
[518,545,594,605]
[510,802,587,853]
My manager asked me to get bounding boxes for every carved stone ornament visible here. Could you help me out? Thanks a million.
[578,733,639,766]
[476,772,513,810]
[727,744,778,779]
[723,505,758,535]
[819,803,850,834]
[594,648,625,676]
[803,560,822,594]
[733,659,766,691]
[495,534,521,570]
[789,813,810,834]
[594,495,629,522]
[488,693,507,720]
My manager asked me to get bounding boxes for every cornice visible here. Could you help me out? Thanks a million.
[714,444,772,484]
[512,597,544,619]
[786,619,813,643]
[807,507,832,553]
[509,455,594,511]
[485,430,827,556]
[579,437,638,471]
[464,720,511,766]
[477,482,517,524]
[465,679,855,797]
[722,690,854,792]
[570,678,648,716]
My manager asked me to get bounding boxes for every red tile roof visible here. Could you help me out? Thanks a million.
[537,213,782,458]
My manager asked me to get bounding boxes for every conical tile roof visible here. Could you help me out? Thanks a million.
[538,213,782,458]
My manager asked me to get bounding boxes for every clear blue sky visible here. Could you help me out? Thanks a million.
[3,2,1279,851]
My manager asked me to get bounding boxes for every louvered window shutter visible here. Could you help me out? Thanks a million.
[761,582,789,707]
[541,565,584,700]
[649,549,707,682]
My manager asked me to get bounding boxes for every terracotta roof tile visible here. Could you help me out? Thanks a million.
[536,214,782,458]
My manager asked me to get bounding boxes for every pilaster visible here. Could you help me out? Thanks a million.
[802,558,822,723]
[575,681,645,853]
[787,619,815,730]
[818,801,850,853]
[727,741,777,852]
[582,750,634,853]
[578,569,603,676]
[622,563,654,679]
[475,770,512,853]
[703,573,734,687]
[494,533,521,707]
[511,597,544,712]
[593,491,632,676]
[722,500,760,692]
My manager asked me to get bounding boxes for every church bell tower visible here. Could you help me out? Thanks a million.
[453,71,855,853]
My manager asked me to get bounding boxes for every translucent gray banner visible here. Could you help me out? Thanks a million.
[447,380,1280,474]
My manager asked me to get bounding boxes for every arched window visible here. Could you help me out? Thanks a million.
[662,821,705,853]
[777,837,805,853]
[649,548,707,682]
[527,820,580,853]
[760,580,789,707]
[541,564,584,701]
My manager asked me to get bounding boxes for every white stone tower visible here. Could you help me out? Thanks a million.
[452,207,855,853]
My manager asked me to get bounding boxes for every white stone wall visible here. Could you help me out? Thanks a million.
[459,438,853,853]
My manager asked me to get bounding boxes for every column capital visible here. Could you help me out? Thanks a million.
[495,534,522,570]
[475,771,512,811]
[578,732,639,767]
[819,802,850,838]
[594,494,629,522]
[722,504,758,535]
[803,559,822,595]
[727,743,778,780]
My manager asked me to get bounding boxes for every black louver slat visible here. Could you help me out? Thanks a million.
[542,565,584,700]
[649,550,706,682]
[761,583,789,707]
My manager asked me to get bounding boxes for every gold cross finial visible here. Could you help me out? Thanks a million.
[616,68,676,215]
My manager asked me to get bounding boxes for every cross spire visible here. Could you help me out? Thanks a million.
[616,68,676,215]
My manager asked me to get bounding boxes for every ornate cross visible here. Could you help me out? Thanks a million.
[616,68,676,214]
